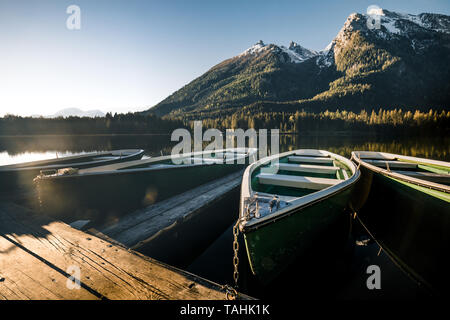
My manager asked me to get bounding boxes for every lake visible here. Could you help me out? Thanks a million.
[0,133,447,299]
[0,133,448,165]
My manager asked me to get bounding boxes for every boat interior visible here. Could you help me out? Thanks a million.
[67,149,256,175]
[129,150,250,169]
[354,152,450,186]
[246,151,353,217]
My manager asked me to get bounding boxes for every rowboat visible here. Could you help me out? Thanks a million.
[351,151,450,295]
[0,149,144,193]
[34,148,258,222]
[238,149,360,283]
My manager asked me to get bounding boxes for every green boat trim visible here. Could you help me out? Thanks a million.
[351,160,450,295]
[417,164,450,175]
[242,186,354,279]
[398,159,450,174]
[387,175,450,203]
[238,149,360,282]
[240,149,360,232]
[241,178,357,232]
[352,151,450,196]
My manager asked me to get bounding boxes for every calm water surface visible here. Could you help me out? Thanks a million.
[0,134,448,165]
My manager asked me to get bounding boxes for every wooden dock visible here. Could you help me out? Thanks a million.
[96,170,243,266]
[0,202,251,300]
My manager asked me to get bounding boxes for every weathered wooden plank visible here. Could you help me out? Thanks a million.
[0,203,251,300]
[130,184,240,267]
[99,171,243,247]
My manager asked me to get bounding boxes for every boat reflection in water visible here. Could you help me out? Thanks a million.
[351,151,450,296]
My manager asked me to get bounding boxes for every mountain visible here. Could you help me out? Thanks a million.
[49,108,105,118]
[147,9,450,118]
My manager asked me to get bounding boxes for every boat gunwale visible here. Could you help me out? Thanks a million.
[35,148,258,180]
[239,149,360,232]
[351,151,450,194]
[0,149,145,172]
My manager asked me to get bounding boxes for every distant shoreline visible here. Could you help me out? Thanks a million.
[0,130,447,138]
[0,133,173,138]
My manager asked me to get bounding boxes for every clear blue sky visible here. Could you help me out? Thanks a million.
[1,0,449,116]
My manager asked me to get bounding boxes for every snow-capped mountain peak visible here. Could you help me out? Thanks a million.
[239,40,318,63]
[287,41,318,60]
[239,40,268,56]
[314,9,450,68]
[238,9,449,69]
[369,9,450,35]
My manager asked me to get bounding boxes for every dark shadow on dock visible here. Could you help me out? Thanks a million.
[0,203,52,241]
[1,233,106,299]
[0,202,110,299]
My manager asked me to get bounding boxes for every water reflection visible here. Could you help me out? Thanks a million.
[278,134,449,161]
[0,134,448,165]
[0,135,173,165]
[0,151,86,166]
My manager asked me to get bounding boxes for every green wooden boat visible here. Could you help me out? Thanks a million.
[238,149,360,283]
[34,148,257,222]
[0,149,144,193]
[351,151,450,295]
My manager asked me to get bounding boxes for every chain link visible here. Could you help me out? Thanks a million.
[223,284,238,300]
[232,219,240,289]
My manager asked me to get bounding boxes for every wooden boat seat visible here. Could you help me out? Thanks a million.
[147,164,180,169]
[191,157,222,163]
[275,163,339,174]
[354,152,396,160]
[342,169,349,180]
[94,156,120,160]
[393,170,450,184]
[288,156,334,165]
[364,160,417,169]
[257,173,340,190]
[294,151,329,157]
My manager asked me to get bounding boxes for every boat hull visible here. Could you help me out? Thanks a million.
[0,150,144,193]
[242,185,354,284]
[36,162,246,222]
[355,165,450,294]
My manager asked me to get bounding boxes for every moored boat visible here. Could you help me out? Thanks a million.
[34,148,258,222]
[238,149,360,283]
[0,149,144,193]
[351,151,450,295]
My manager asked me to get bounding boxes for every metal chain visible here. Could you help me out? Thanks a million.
[223,284,238,300]
[232,219,240,289]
